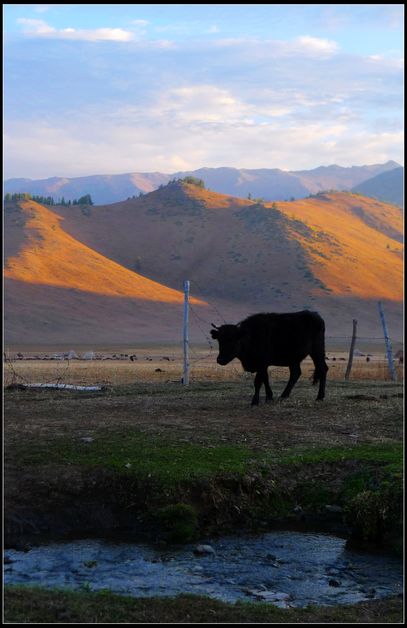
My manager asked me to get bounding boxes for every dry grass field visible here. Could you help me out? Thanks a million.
[4,343,403,459]
[4,345,403,388]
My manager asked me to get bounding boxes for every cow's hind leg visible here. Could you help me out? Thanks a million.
[251,368,271,406]
[281,363,301,398]
[317,365,328,400]
[311,355,328,400]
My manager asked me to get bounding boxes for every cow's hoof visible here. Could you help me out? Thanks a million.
[251,399,259,407]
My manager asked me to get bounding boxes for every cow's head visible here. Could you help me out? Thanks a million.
[210,323,243,365]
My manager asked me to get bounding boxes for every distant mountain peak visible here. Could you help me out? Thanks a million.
[5,161,402,206]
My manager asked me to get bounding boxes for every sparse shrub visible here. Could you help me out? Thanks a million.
[344,481,403,551]
[75,194,94,206]
[179,176,205,188]
[344,490,382,541]
[156,503,198,542]
[5,192,32,202]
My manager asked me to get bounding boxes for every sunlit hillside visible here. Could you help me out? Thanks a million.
[275,192,403,301]
[4,200,205,305]
[4,183,403,344]
[52,182,403,302]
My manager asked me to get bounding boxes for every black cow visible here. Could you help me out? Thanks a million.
[210,310,328,406]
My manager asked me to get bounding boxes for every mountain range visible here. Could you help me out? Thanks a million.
[5,161,402,206]
[351,167,403,208]
[4,180,403,345]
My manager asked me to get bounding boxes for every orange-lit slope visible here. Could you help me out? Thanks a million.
[276,193,403,301]
[179,183,253,209]
[5,200,205,305]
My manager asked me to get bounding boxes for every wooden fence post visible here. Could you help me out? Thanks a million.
[378,301,397,382]
[345,319,357,380]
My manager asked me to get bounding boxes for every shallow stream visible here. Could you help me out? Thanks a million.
[4,531,402,608]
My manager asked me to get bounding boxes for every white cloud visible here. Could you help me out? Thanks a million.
[154,85,249,124]
[4,23,403,177]
[17,18,134,42]
[17,18,56,34]
[33,5,55,13]
[4,92,404,180]
[214,34,339,58]
[131,19,149,27]
[293,35,340,57]
[368,54,403,69]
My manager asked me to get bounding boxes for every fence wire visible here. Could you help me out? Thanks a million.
[3,280,403,386]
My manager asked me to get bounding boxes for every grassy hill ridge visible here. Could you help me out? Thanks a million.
[4,182,403,344]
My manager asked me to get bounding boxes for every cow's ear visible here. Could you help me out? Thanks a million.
[210,329,219,339]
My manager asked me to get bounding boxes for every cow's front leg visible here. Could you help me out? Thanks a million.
[281,363,301,398]
[251,371,263,406]
[263,369,273,402]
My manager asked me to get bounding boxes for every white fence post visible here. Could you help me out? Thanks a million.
[183,280,190,385]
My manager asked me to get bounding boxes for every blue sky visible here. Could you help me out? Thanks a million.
[4,4,404,178]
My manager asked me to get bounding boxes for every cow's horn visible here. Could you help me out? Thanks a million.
[211,323,219,330]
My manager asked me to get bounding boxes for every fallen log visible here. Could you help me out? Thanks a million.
[7,383,104,391]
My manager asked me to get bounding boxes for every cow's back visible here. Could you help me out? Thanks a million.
[239,310,325,367]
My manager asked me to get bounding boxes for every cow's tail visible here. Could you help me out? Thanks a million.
[311,323,328,386]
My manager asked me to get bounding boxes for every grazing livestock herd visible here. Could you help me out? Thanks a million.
[210,310,328,406]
